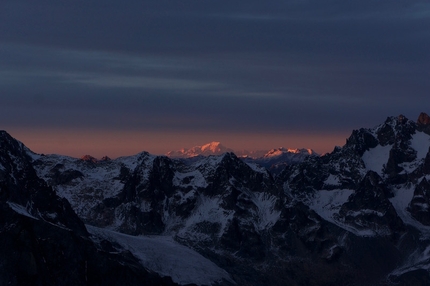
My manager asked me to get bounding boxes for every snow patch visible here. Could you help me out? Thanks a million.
[390,186,430,238]
[308,189,391,237]
[251,192,280,231]
[307,189,381,236]
[362,144,392,174]
[308,189,353,222]
[345,209,385,217]
[324,174,340,186]
[245,162,268,174]
[180,195,234,239]
[7,202,39,220]
[140,201,151,212]
[173,170,207,188]
[411,131,430,161]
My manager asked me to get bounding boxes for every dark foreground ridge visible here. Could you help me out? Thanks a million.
[1,113,430,285]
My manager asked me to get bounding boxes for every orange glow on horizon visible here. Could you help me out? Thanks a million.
[7,128,349,159]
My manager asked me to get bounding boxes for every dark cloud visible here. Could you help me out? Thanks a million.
[0,0,429,149]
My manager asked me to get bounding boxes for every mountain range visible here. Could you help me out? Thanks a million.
[1,113,430,285]
[166,141,316,158]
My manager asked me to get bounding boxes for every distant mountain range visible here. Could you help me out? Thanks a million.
[165,141,316,159]
[1,113,430,285]
[166,142,317,174]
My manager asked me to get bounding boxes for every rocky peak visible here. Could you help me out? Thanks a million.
[397,114,408,124]
[345,128,379,156]
[0,131,29,159]
[392,114,416,140]
[417,112,430,125]
[378,115,419,183]
[80,155,98,163]
[376,115,416,146]
[417,112,430,135]
[0,132,88,237]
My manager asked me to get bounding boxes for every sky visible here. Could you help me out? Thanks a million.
[1,0,429,158]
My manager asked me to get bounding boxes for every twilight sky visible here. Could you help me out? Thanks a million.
[1,0,429,158]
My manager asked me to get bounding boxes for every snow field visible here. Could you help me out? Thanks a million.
[87,225,234,285]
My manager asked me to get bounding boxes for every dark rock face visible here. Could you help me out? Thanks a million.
[423,148,430,175]
[337,171,405,238]
[0,203,176,286]
[408,178,430,225]
[346,128,379,156]
[0,131,87,236]
[390,269,430,286]
[51,166,84,185]
[380,116,418,184]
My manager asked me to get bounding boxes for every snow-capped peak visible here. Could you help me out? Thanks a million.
[80,155,98,163]
[263,147,316,158]
[200,142,226,153]
[166,142,234,158]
